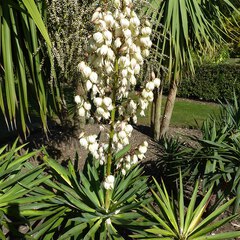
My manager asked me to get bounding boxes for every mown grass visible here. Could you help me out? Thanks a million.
[138,97,220,129]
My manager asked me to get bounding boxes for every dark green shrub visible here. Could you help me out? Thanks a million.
[177,63,240,101]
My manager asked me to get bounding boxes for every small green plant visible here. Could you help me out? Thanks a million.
[132,173,240,240]
[25,151,148,239]
[186,92,240,211]
[0,140,47,239]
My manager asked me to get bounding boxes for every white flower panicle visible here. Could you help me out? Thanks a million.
[75,0,159,175]
[76,0,154,121]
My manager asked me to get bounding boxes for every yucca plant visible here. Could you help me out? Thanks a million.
[185,92,240,211]
[0,140,49,239]
[23,149,149,239]
[132,172,240,240]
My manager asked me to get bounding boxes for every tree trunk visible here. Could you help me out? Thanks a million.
[160,79,178,137]
[153,84,163,141]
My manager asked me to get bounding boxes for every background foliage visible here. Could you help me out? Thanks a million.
[177,62,240,101]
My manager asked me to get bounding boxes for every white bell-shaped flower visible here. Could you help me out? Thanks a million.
[86,80,93,91]
[83,66,92,78]
[146,81,155,91]
[78,107,85,117]
[74,95,82,104]
[89,72,98,84]
[154,78,161,88]
[79,138,88,148]
[84,102,91,111]
[93,32,104,44]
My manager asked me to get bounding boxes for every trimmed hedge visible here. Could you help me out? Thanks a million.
[177,63,240,102]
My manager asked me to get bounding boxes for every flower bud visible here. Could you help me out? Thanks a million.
[121,169,126,175]
[132,115,137,124]
[123,29,132,39]
[134,52,143,64]
[91,11,100,22]
[114,38,122,48]
[125,124,133,134]
[134,64,140,74]
[104,14,115,27]
[129,75,136,85]
[132,155,138,164]
[87,135,97,144]
[97,107,105,115]
[121,69,128,78]
[147,91,154,102]
[120,18,130,29]
[78,107,85,117]
[146,81,155,91]
[103,97,112,107]
[142,49,150,57]
[78,61,86,72]
[107,48,115,60]
[103,30,112,41]
[154,78,161,88]
[79,138,88,148]
[126,155,131,162]
[124,0,132,5]
[94,97,103,107]
[93,32,104,44]
[84,102,91,111]
[89,142,98,153]
[130,17,140,27]
[103,111,110,119]
[114,0,121,8]
[140,110,145,116]
[118,130,127,139]
[83,66,92,78]
[140,37,152,48]
[139,144,147,154]
[90,72,98,83]
[74,95,82,104]
[118,56,130,67]
[141,27,152,36]
[99,45,108,55]
[86,80,93,91]
[145,20,151,27]
[103,175,115,190]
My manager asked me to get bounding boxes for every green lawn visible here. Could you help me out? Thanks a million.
[138,97,220,129]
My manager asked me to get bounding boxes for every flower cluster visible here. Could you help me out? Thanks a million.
[113,121,133,150]
[94,97,113,120]
[117,141,148,175]
[77,0,155,121]
[76,0,159,189]
[139,76,161,116]
[75,95,91,118]
[103,175,115,190]
[79,134,108,165]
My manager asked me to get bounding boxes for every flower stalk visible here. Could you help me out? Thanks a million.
[105,60,118,210]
